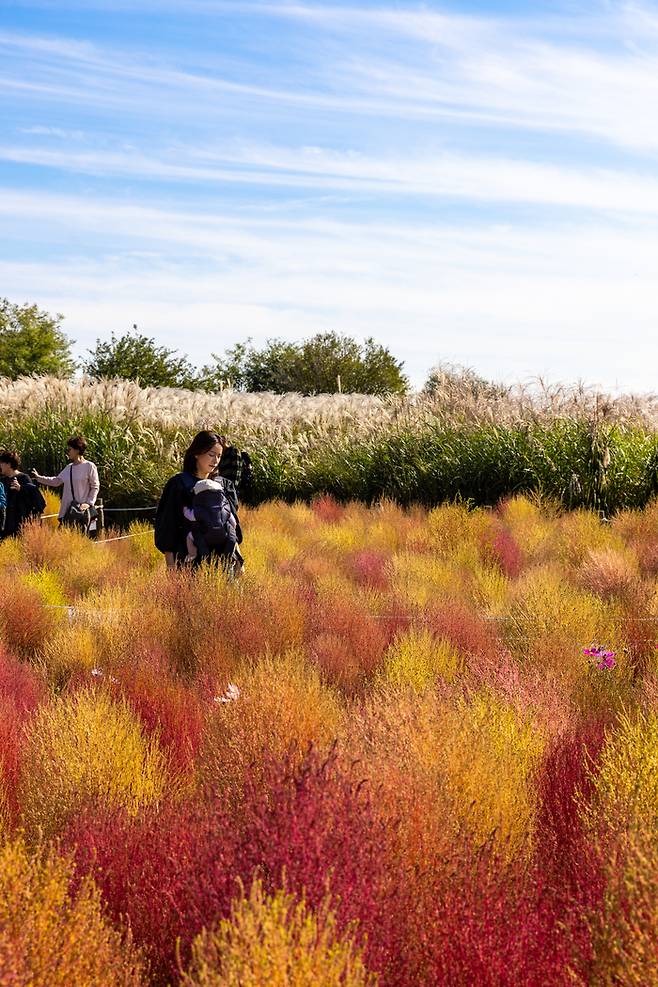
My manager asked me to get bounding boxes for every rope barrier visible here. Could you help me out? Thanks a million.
[369,614,658,622]
[93,530,153,545]
[39,600,658,638]
[40,506,156,520]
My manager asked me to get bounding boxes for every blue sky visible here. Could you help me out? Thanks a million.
[2,0,658,390]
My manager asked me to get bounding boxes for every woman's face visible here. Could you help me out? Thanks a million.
[66,445,80,461]
[195,442,222,476]
[0,462,11,476]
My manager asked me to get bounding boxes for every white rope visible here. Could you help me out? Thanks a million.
[94,530,152,545]
[41,507,156,519]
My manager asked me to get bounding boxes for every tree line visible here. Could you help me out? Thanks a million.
[0,298,413,395]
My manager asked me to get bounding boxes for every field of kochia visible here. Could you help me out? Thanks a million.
[3,375,658,511]
[2,495,658,984]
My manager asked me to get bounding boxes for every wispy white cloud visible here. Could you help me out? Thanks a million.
[1,186,656,390]
[4,3,658,391]
[5,6,658,148]
[5,140,658,217]
[19,124,86,139]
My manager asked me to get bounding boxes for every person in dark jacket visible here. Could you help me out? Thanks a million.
[154,430,242,571]
[0,450,46,538]
[0,475,5,537]
[215,437,253,497]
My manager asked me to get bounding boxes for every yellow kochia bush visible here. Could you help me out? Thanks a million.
[506,566,622,673]
[19,567,68,607]
[588,711,658,835]
[445,694,543,856]
[36,625,102,690]
[588,827,658,987]
[20,689,169,839]
[349,688,542,861]
[380,628,463,690]
[404,691,543,858]
[181,879,376,987]
[390,553,468,608]
[0,837,145,986]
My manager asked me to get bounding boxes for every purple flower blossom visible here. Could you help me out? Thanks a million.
[583,644,616,670]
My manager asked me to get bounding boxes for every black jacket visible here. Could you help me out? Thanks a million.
[1,472,46,536]
[154,471,240,557]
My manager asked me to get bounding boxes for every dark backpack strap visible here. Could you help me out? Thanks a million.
[69,464,77,503]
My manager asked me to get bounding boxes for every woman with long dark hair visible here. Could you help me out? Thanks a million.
[154,430,242,571]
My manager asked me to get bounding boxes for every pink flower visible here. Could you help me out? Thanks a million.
[584,644,616,671]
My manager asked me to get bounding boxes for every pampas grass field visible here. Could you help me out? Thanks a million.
[2,494,658,984]
[3,374,658,510]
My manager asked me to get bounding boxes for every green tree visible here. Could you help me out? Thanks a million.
[203,332,407,395]
[84,329,199,389]
[0,298,75,379]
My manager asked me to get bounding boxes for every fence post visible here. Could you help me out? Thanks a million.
[96,498,105,533]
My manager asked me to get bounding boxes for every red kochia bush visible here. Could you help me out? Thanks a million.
[66,799,237,984]
[527,720,610,982]
[109,649,204,776]
[419,851,575,987]
[311,495,345,524]
[489,525,524,578]
[0,643,45,712]
[425,599,503,660]
[348,549,391,590]
[238,744,410,981]
[0,645,46,822]
[66,746,411,984]
[64,738,609,986]
[306,598,394,693]
[535,720,608,903]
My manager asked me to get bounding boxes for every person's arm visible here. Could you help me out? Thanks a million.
[154,476,186,562]
[79,462,100,510]
[21,481,46,518]
[31,467,66,488]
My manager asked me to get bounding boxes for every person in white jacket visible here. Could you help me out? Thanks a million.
[31,434,100,529]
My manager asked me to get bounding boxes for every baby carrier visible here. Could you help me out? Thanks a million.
[189,477,238,557]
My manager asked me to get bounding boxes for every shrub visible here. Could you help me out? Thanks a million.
[181,880,377,986]
[20,689,169,840]
[379,628,462,690]
[69,746,409,983]
[0,837,145,986]
[201,651,342,807]
[0,645,46,826]
[0,573,58,660]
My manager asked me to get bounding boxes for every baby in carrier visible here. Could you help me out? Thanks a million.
[183,476,241,567]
